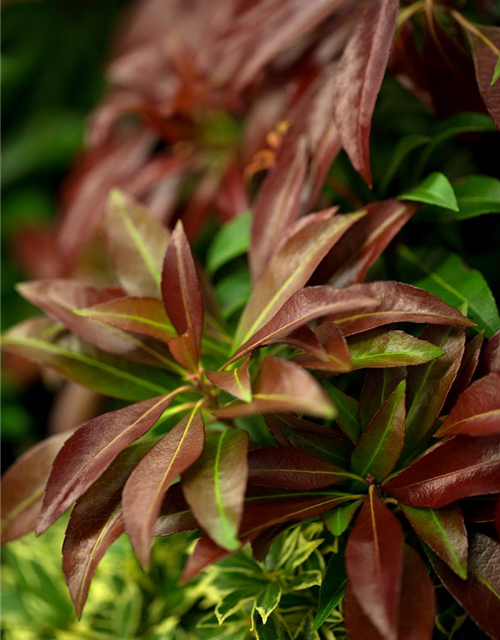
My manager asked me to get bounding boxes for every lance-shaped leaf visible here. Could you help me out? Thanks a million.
[62,443,148,618]
[351,380,406,482]
[206,357,252,403]
[333,0,399,186]
[348,330,445,369]
[182,430,248,551]
[323,500,363,537]
[401,504,468,579]
[236,210,367,347]
[312,543,347,631]
[1,432,69,544]
[295,322,352,373]
[478,329,500,377]
[444,331,484,412]
[229,286,377,365]
[76,297,176,344]
[323,382,361,443]
[247,447,354,491]
[359,368,407,429]
[428,534,500,640]
[471,26,500,130]
[403,325,465,455]
[123,406,205,568]
[328,281,473,336]
[1,318,175,401]
[344,544,435,640]
[161,220,204,353]
[105,189,170,298]
[249,138,307,282]
[384,435,500,508]
[314,200,416,287]
[36,393,178,535]
[154,485,199,537]
[436,373,500,438]
[346,487,404,640]
[215,358,334,419]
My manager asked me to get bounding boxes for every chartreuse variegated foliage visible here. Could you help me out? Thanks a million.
[2,1,500,639]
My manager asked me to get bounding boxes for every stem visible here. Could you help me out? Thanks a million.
[450,10,500,56]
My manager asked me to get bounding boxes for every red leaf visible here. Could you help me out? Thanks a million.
[436,373,500,438]
[346,487,404,639]
[384,435,500,508]
[167,327,199,372]
[344,544,434,640]
[295,321,352,373]
[36,393,178,535]
[154,484,199,537]
[247,446,352,491]
[215,357,334,419]
[123,406,204,568]
[428,534,500,640]
[328,282,474,336]
[471,26,500,129]
[206,356,252,403]
[1,432,69,544]
[478,329,500,377]
[444,331,485,412]
[333,0,399,186]
[161,221,204,354]
[228,285,376,364]
[359,368,407,429]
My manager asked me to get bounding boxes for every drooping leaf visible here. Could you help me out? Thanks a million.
[436,373,500,438]
[229,285,376,364]
[62,443,148,618]
[428,534,500,640]
[207,212,251,274]
[346,487,404,639]
[182,430,248,551]
[123,406,205,568]
[398,246,500,338]
[384,435,500,508]
[327,281,473,336]
[471,25,500,129]
[1,318,176,401]
[1,432,69,544]
[403,324,465,455]
[161,220,204,353]
[401,504,468,579]
[105,189,170,298]
[36,393,177,535]
[323,382,361,443]
[359,368,407,429]
[206,357,252,403]
[399,172,458,211]
[215,358,335,419]
[322,500,362,537]
[247,446,354,491]
[351,380,406,482]
[344,545,435,640]
[312,545,347,632]
[333,0,399,186]
[348,329,445,369]
[237,210,366,347]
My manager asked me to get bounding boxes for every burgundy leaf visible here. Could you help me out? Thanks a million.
[359,368,407,429]
[351,380,406,482]
[471,25,500,129]
[295,322,352,373]
[123,406,204,568]
[344,544,435,640]
[384,435,500,508]
[346,487,404,639]
[161,220,204,354]
[247,446,352,491]
[206,356,252,403]
[155,484,199,537]
[436,373,500,438]
[328,282,474,336]
[314,200,417,287]
[228,285,376,365]
[478,329,500,377]
[237,209,366,347]
[167,328,198,372]
[37,392,179,535]
[401,503,468,579]
[333,0,399,186]
[428,534,500,640]
[277,324,329,363]
[182,430,248,550]
[214,357,334,419]
[1,432,69,544]
[444,331,485,412]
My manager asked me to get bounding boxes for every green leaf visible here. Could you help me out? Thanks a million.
[380,134,431,193]
[255,582,282,624]
[216,589,256,623]
[322,383,361,443]
[252,609,283,640]
[323,500,363,537]
[398,246,500,338]
[491,54,500,85]
[453,175,500,219]
[399,172,458,211]
[215,266,252,320]
[312,549,347,631]
[207,212,252,274]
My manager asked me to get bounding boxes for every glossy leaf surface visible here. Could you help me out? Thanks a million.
[312,545,347,631]
[206,357,252,403]
[399,172,458,211]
